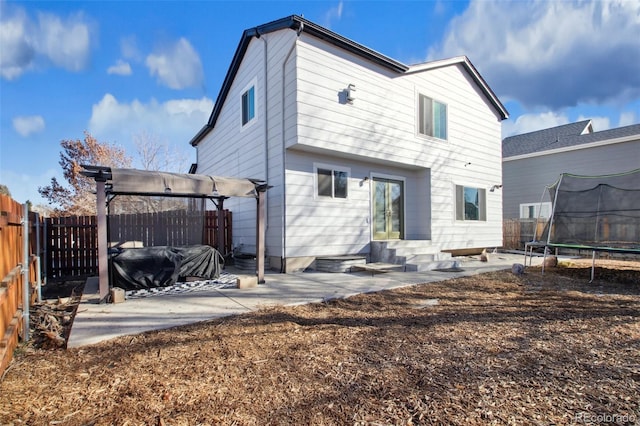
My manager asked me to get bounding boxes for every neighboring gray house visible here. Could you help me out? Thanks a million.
[502,120,640,220]
[190,15,508,272]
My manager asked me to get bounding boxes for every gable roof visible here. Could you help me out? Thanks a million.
[503,121,640,158]
[190,15,508,147]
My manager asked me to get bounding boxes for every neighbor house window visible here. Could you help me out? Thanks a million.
[242,86,255,126]
[519,202,551,219]
[456,185,486,221]
[418,94,447,140]
[316,167,348,199]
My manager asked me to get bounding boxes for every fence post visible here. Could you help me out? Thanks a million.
[35,212,42,302]
[22,203,29,341]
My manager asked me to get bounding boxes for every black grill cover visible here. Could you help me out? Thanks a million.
[111,245,224,290]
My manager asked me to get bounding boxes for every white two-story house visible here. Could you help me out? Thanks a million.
[189,15,508,272]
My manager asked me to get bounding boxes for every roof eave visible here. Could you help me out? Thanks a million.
[190,15,409,146]
[407,56,508,121]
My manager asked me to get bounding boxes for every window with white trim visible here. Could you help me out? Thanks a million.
[316,166,349,199]
[519,202,551,219]
[241,85,255,126]
[418,94,447,140]
[456,185,486,221]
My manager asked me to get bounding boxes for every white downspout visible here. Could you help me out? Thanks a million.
[258,33,269,225]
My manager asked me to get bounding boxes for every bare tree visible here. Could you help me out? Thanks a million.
[38,132,131,216]
[0,184,11,197]
[132,131,191,213]
[133,131,189,173]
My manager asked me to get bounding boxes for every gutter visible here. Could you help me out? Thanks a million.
[503,134,639,162]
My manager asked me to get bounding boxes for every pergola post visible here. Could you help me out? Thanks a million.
[216,198,225,255]
[96,180,109,301]
[256,190,266,283]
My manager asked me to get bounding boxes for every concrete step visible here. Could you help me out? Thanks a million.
[405,259,461,272]
[351,262,405,274]
[401,252,452,264]
[371,240,455,272]
[316,256,367,273]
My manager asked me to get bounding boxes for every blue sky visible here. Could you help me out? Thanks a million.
[1,0,639,207]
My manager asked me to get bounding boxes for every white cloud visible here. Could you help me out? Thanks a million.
[35,12,91,71]
[88,93,213,151]
[121,35,141,60]
[12,115,45,137]
[145,38,204,90]
[107,59,132,76]
[429,0,640,110]
[0,4,92,80]
[0,8,34,79]
[502,111,569,138]
[322,1,344,28]
[618,111,637,127]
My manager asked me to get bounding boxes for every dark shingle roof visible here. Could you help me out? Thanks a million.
[503,120,640,158]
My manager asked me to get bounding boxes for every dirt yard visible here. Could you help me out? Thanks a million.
[1,259,639,425]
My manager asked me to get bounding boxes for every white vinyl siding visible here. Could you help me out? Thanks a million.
[197,27,505,257]
[293,35,503,250]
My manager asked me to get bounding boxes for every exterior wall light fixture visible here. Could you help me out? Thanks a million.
[347,84,356,103]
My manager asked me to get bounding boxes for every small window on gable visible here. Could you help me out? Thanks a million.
[418,94,447,140]
[455,185,486,221]
[316,166,348,199]
[242,86,255,126]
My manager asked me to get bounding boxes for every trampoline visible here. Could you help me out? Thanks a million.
[525,168,640,281]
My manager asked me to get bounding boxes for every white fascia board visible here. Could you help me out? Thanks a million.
[503,135,639,162]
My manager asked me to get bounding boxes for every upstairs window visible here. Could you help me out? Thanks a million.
[317,167,348,199]
[242,86,255,126]
[456,185,486,221]
[418,94,447,140]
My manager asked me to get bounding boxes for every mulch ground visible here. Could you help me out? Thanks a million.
[1,258,639,425]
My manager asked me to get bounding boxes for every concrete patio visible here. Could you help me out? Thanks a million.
[67,252,541,348]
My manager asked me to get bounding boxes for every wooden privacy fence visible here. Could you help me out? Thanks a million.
[503,218,547,250]
[46,210,231,279]
[0,194,40,376]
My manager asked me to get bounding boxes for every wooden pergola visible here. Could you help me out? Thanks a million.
[82,166,269,301]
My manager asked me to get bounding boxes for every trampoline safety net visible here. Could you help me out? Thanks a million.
[541,168,640,249]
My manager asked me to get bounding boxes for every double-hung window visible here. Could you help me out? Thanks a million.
[316,166,348,199]
[418,94,447,140]
[456,185,486,221]
[242,86,255,126]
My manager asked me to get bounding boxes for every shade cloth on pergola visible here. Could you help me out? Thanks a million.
[81,166,268,301]
[107,168,261,198]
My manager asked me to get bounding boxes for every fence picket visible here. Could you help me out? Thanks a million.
[44,210,229,279]
[0,194,39,377]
